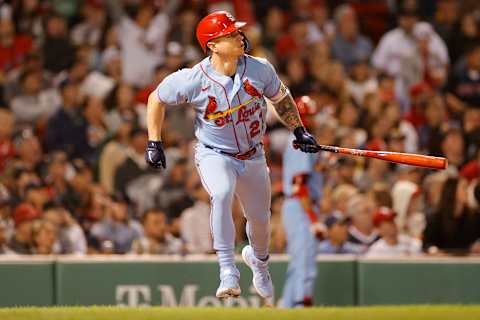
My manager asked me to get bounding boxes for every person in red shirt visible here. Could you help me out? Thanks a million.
[0,18,33,72]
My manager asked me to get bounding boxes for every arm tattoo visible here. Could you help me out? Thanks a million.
[272,93,303,131]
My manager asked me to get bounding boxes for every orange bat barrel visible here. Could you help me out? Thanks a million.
[333,147,448,170]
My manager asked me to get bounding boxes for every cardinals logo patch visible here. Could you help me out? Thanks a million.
[204,96,218,119]
[243,79,262,98]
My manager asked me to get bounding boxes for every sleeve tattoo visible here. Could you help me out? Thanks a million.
[271,83,303,130]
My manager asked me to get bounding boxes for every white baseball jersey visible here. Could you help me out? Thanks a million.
[156,54,281,153]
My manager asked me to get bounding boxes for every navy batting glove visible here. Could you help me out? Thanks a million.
[145,140,166,169]
[293,127,319,153]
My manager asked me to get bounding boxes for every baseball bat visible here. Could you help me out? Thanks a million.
[293,143,448,170]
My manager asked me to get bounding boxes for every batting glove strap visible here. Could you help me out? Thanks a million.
[293,127,319,153]
[145,140,166,169]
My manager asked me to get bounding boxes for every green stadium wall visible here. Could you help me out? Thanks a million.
[0,256,479,307]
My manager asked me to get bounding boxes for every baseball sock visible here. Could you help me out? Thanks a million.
[217,249,236,275]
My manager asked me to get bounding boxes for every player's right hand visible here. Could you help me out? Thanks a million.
[145,140,166,169]
[293,126,319,153]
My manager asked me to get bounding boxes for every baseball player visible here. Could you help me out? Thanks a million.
[282,96,325,308]
[145,11,319,299]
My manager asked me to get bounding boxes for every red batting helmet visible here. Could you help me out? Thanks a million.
[196,11,247,53]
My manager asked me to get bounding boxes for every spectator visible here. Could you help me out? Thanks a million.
[8,167,40,205]
[45,79,91,159]
[180,182,213,254]
[431,0,460,52]
[448,42,480,109]
[346,59,378,107]
[0,17,33,72]
[407,22,449,89]
[90,196,142,254]
[114,3,169,86]
[12,0,45,42]
[0,109,15,173]
[23,182,49,212]
[83,95,108,154]
[423,177,480,254]
[346,194,379,253]
[44,151,70,204]
[98,120,132,194]
[0,219,14,254]
[418,94,448,156]
[448,13,479,64]
[31,219,59,254]
[101,41,122,83]
[43,206,87,255]
[440,128,465,172]
[318,213,359,254]
[135,65,170,105]
[8,203,41,254]
[356,159,393,192]
[105,83,145,134]
[275,16,309,60]
[391,168,426,238]
[12,128,42,171]
[306,4,335,44]
[155,157,193,221]
[284,56,311,96]
[10,68,61,126]
[331,4,373,70]
[130,208,182,254]
[71,0,108,48]
[366,206,422,256]
[167,8,201,62]
[113,128,159,200]
[333,159,357,187]
[42,15,75,74]
[336,101,366,148]
[372,7,448,104]
[463,108,480,160]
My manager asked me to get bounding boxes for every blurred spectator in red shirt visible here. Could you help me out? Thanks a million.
[0,17,33,72]
[275,16,309,60]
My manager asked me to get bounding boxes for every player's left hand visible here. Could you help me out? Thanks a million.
[145,140,166,169]
[293,126,319,153]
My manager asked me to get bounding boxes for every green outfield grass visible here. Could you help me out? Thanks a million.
[1,305,480,320]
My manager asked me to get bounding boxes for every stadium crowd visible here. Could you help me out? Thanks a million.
[1,0,480,257]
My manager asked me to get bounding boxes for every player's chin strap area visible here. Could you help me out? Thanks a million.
[203,143,263,160]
